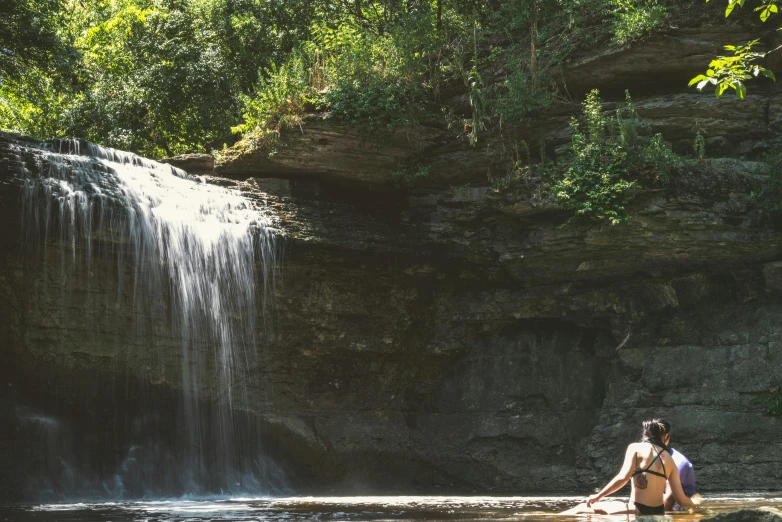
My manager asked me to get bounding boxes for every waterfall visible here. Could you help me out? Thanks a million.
[10,137,281,498]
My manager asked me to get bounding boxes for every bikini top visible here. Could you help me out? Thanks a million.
[632,440,668,479]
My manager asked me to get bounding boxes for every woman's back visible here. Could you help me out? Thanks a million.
[562,418,701,516]
[630,441,670,508]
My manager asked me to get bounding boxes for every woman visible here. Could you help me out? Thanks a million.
[562,419,701,516]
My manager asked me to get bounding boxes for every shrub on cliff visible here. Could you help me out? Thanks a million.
[611,0,669,45]
[547,90,681,225]
[231,52,313,149]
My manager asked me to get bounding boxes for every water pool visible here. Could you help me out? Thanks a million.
[3,494,780,521]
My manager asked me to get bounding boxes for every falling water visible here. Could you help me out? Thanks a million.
[10,137,281,498]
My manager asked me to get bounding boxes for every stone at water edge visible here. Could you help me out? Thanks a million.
[161,152,215,174]
[702,507,782,522]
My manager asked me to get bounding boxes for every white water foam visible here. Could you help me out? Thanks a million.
[16,138,281,496]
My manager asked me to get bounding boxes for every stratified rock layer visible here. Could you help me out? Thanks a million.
[162,152,215,174]
[2,14,782,500]
[3,129,782,499]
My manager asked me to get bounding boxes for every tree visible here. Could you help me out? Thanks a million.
[0,0,77,83]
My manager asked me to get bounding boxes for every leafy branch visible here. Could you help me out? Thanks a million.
[689,40,775,99]
[690,0,779,98]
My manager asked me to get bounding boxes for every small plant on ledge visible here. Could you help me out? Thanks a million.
[544,89,681,226]
[754,387,782,416]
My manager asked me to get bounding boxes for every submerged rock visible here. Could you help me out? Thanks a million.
[703,508,782,522]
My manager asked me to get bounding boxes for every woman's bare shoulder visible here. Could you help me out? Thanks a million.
[625,442,645,455]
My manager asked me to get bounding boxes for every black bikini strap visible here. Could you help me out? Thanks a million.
[646,443,667,477]
[633,442,667,478]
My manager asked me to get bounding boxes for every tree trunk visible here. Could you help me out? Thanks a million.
[530,0,538,83]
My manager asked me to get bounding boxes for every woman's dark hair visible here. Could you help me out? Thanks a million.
[642,418,671,440]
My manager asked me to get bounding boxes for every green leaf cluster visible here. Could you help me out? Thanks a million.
[232,52,312,143]
[1,0,313,158]
[691,0,779,98]
[611,0,668,45]
[547,90,680,225]
[0,0,690,160]
[315,8,439,135]
[765,389,782,416]
[752,387,782,416]
[0,0,78,84]
[690,40,775,99]
[750,153,782,212]
[549,90,637,225]
[390,164,431,187]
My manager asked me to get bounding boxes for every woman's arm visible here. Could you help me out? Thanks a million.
[667,465,701,511]
[663,487,675,511]
[586,444,637,507]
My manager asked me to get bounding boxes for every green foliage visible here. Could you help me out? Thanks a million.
[483,0,584,124]
[550,90,638,225]
[751,153,782,212]
[715,0,778,20]
[692,0,778,97]
[547,90,681,225]
[690,40,775,99]
[693,131,706,162]
[0,0,78,83]
[232,52,312,144]
[0,68,72,139]
[72,1,241,156]
[753,387,782,416]
[616,91,680,183]
[391,164,431,187]
[467,64,488,145]
[0,0,685,160]
[615,91,644,148]
[767,390,782,415]
[640,133,680,183]
[482,0,673,126]
[323,79,430,133]
[764,389,782,416]
[315,9,438,136]
[449,183,471,196]
[611,0,668,44]
[1,0,313,157]
[492,52,554,123]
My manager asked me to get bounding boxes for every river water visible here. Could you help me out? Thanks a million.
[2,494,780,521]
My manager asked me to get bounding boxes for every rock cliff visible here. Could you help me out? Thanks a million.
[1,12,782,502]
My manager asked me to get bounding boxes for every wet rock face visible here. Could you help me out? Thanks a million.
[255,172,782,494]
[3,130,782,500]
[4,16,782,497]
